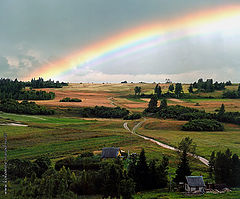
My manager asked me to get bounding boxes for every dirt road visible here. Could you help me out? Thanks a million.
[123,119,209,166]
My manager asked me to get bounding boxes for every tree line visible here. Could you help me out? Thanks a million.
[192,78,227,93]
[134,80,240,100]
[144,97,240,126]
[209,149,240,187]
[25,77,68,88]
[0,78,56,100]
[0,99,55,115]
[5,150,169,199]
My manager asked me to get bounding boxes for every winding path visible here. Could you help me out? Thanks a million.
[123,119,209,166]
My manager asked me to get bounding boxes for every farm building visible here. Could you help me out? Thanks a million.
[185,176,206,193]
[101,147,121,158]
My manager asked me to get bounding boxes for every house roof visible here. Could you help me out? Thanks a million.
[101,147,120,158]
[186,176,205,187]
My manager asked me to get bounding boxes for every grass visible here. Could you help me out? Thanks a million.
[134,188,240,199]
[138,119,240,159]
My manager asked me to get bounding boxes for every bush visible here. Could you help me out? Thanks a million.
[182,119,224,131]
[158,105,200,119]
[0,99,55,115]
[123,113,141,120]
[79,106,129,118]
[60,97,82,102]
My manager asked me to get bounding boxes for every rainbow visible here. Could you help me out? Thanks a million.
[24,5,240,81]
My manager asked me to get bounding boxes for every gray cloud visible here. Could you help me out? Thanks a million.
[1,0,240,82]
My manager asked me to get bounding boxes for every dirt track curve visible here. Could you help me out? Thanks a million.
[123,119,209,166]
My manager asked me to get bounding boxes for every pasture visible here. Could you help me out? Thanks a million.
[29,83,240,113]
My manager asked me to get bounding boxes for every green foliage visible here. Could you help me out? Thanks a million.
[178,137,196,155]
[188,84,194,93]
[174,137,196,184]
[168,84,174,92]
[78,106,129,118]
[159,98,167,110]
[127,149,169,192]
[193,78,225,93]
[134,86,141,95]
[182,119,224,131]
[154,84,162,98]
[0,99,55,115]
[123,113,142,120]
[60,97,82,102]
[175,83,183,98]
[8,156,51,180]
[0,78,55,100]
[55,155,102,171]
[211,149,240,187]
[26,77,68,88]
[158,105,201,119]
[144,94,158,113]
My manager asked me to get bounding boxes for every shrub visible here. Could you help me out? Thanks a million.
[182,119,224,131]
[79,106,129,118]
[123,113,142,120]
[60,97,82,102]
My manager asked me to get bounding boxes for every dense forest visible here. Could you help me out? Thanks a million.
[5,149,169,199]
[0,99,55,115]
[25,77,68,88]
[0,78,57,100]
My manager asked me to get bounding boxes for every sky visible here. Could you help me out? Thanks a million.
[1,0,240,83]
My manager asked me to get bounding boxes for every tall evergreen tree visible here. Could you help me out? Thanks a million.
[159,98,167,110]
[188,84,194,93]
[217,104,225,120]
[168,84,174,92]
[174,150,191,184]
[156,85,162,99]
[146,94,158,113]
[135,149,149,191]
[208,151,215,180]
[238,84,240,96]
[175,83,183,98]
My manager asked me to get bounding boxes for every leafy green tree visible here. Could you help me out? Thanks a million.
[120,173,135,199]
[178,137,196,155]
[168,84,174,92]
[175,83,183,98]
[101,163,122,198]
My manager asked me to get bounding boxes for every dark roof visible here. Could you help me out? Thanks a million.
[186,176,205,187]
[101,147,120,158]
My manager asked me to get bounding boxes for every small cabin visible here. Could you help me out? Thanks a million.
[101,147,121,159]
[185,176,206,193]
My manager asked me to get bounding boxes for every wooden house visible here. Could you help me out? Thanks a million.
[185,176,206,193]
[101,147,121,158]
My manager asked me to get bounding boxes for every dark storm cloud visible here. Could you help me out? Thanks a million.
[1,0,240,81]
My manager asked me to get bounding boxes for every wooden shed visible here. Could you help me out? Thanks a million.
[101,147,121,158]
[185,176,206,193]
